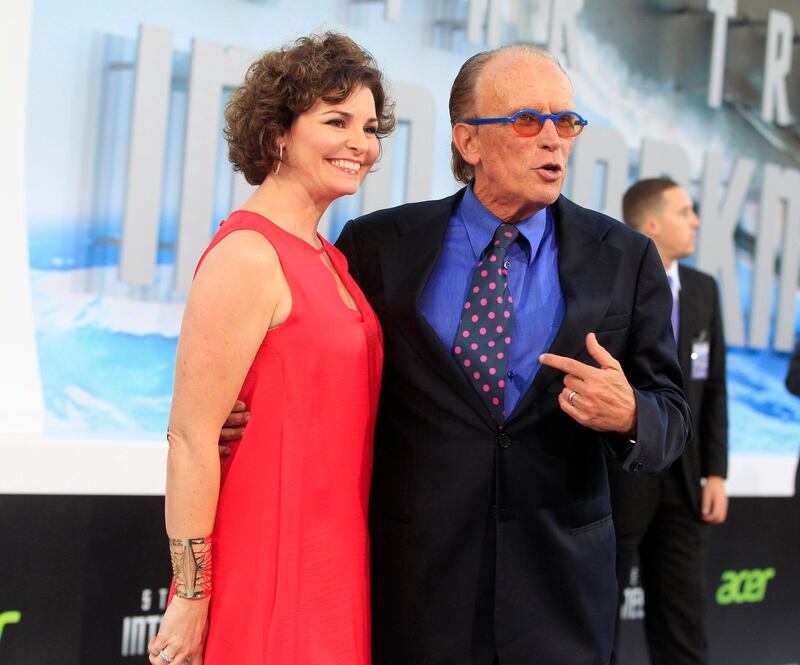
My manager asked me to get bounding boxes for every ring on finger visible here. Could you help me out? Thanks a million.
[159,650,174,663]
[568,390,577,406]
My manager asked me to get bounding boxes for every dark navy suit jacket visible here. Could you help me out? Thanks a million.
[336,190,690,665]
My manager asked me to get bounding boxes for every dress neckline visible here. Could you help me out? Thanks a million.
[229,209,326,254]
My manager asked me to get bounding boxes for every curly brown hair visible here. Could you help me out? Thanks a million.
[224,32,395,186]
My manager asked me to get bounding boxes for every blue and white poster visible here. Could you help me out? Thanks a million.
[4,0,798,497]
[2,2,800,664]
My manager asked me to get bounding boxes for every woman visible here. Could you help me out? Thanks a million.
[147,32,393,664]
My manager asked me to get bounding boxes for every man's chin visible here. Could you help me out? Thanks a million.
[545,191,561,206]
[532,184,562,209]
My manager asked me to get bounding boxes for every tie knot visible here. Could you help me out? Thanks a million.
[491,223,520,251]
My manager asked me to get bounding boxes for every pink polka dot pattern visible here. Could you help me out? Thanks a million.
[452,223,519,424]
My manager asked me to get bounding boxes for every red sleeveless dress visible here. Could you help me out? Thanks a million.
[196,210,382,664]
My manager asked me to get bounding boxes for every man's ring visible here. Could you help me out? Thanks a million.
[159,650,174,663]
[568,390,577,406]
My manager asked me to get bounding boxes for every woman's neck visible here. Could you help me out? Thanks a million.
[240,176,331,246]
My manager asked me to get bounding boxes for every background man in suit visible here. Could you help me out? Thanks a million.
[785,341,800,397]
[783,341,800,496]
[610,177,728,665]
[222,47,690,664]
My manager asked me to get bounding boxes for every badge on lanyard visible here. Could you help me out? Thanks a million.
[691,330,710,380]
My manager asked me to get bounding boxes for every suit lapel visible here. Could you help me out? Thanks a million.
[508,196,623,423]
[382,189,497,429]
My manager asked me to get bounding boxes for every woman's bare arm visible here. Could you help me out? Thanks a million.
[148,230,287,664]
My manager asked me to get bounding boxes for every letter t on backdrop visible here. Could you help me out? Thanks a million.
[706,0,737,109]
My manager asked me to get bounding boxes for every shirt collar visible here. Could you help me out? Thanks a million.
[456,185,549,266]
[666,260,681,294]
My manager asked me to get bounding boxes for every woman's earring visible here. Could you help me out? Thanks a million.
[273,144,284,175]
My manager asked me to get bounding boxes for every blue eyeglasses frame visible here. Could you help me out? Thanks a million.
[464,109,589,137]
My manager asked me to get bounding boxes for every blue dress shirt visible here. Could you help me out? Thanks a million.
[419,186,565,415]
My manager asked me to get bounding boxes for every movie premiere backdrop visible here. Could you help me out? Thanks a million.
[1,0,799,663]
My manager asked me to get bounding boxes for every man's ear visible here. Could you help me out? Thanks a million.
[642,215,661,238]
[452,123,480,167]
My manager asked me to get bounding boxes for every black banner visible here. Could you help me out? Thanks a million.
[0,495,170,664]
[1,495,798,663]
[616,497,800,664]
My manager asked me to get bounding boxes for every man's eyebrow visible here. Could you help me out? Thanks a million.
[506,106,545,116]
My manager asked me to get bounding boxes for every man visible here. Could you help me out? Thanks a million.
[784,342,800,496]
[786,341,800,397]
[610,178,728,665]
[224,46,689,664]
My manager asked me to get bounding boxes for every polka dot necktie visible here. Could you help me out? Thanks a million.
[453,223,519,425]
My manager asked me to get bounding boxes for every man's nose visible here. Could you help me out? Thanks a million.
[536,118,561,148]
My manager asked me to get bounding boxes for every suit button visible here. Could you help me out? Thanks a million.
[497,433,512,449]
[630,459,644,472]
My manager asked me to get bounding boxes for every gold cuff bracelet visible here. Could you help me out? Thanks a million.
[169,536,212,599]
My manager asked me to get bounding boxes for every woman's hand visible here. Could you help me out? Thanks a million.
[148,596,210,664]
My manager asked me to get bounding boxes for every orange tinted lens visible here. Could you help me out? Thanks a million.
[512,112,542,136]
[556,113,582,136]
